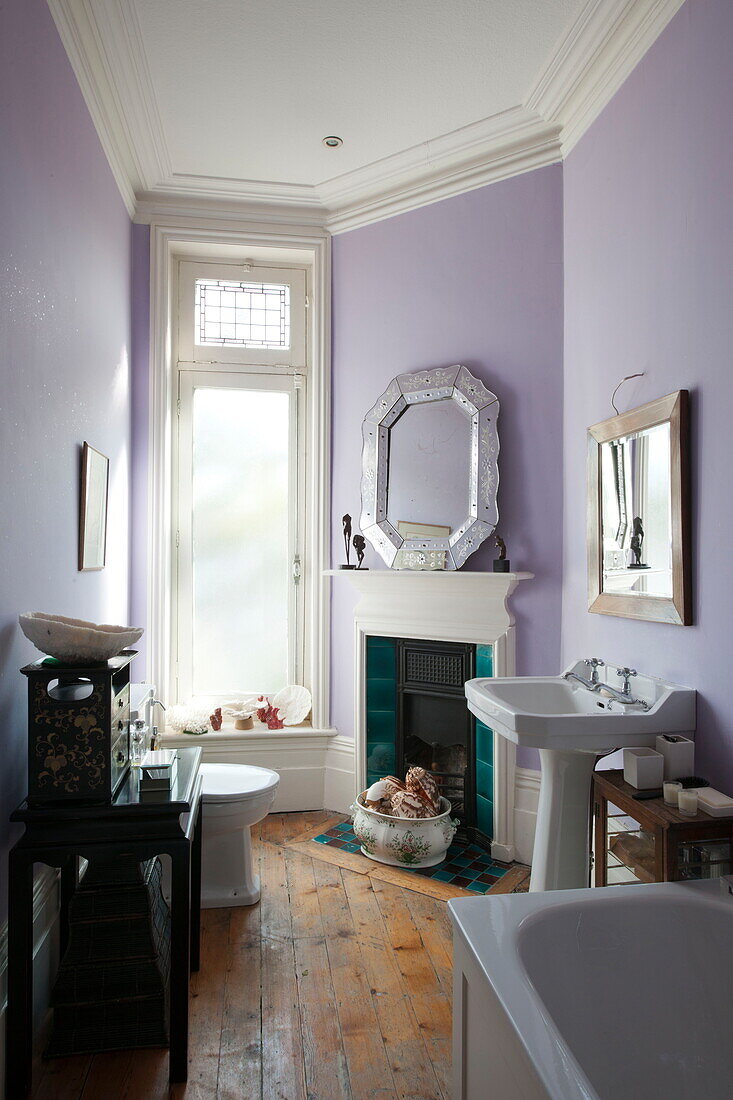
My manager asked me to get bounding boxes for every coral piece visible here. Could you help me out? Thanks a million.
[223,695,260,723]
[19,612,143,663]
[167,704,211,735]
[265,706,284,730]
[252,696,285,729]
[209,707,223,731]
[406,766,441,815]
[272,685,312,726]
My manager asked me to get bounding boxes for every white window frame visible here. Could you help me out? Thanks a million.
[145,223,331,732]
[174,369,305,705]
[178,261,307,368]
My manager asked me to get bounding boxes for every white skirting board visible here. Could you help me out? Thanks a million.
[0,866,60,1087]
[514,767,540,867]
[324,736,359,812]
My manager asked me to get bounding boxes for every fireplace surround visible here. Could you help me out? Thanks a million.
[327,569,533,862]
[366,637,495,849]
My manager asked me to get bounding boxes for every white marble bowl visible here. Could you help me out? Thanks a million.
[19,612,143,663]
[350,794,457,868]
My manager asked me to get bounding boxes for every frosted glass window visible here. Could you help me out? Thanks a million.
[195,279,290,348]
[191,386,291,696]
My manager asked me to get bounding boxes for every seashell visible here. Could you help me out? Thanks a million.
[272,684,312,726]
[382,775,407,796]
[391,790,429,819]
[365,779,392,805]
[406,766,441,814]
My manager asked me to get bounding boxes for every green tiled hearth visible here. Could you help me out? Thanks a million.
[313,823,510,894]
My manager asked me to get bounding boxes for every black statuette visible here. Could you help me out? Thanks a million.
[353,534,368,570]
[492,532,510,573]
[339,513,356,569]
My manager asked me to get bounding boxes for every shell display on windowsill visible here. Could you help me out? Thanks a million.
[18,612,143,663]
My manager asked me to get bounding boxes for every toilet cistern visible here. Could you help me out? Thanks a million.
[465,660,695,892]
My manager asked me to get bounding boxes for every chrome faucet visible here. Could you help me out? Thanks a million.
[585,657,605,685]
[564,660,649,709]
[595,668,649,709]
[564,657,605,691]
[616,668,636,697]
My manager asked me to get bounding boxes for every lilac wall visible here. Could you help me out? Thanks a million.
[563,0,733,788]
[0,0,133,915]
[331,167,565,762]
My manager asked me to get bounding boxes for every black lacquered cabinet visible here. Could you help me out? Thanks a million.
[21,651,134,805]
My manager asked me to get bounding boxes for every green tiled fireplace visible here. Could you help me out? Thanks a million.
[366,635,398,787]
[365,635,495,848]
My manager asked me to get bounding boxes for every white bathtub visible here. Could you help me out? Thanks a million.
[449,879,733,1099]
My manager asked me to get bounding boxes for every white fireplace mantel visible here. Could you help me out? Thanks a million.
[326,568,533,862]
[325,569,532,644]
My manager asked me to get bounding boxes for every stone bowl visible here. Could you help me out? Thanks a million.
[350,793,458,868]
[19,612,143,663]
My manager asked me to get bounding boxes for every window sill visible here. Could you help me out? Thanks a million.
[159,721,338,747]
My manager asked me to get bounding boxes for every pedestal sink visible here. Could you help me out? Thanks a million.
[465,661,696,891]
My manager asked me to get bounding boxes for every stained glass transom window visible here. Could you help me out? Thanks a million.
[195,278,290,349]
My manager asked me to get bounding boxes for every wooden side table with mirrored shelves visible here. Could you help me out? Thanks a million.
[593,769,733,886]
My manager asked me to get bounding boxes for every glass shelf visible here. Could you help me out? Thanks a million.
[606,807,656,885]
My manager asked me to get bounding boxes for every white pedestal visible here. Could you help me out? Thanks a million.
[529,749,597,892]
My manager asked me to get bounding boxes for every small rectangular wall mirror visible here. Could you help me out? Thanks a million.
[587,390,690,625]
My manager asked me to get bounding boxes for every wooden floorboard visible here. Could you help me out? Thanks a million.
[30,810,527,1099]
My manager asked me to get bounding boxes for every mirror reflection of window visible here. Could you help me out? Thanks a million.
[601,422,672,598]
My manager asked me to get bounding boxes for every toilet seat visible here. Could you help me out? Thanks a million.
[200,762,279,804]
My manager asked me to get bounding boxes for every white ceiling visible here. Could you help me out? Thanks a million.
[47,0,685,229]
[132,0,582,187]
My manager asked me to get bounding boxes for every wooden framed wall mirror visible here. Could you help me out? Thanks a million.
[587,390,691,625]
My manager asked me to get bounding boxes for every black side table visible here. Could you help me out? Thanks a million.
[6,746,203,1096]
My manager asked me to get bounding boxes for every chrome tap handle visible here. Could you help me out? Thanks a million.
[584,657,605,684]
[616,667,637,695]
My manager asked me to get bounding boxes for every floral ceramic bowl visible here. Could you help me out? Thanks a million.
[350,793,458,868]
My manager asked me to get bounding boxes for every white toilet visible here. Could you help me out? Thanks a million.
[200,762,280,908]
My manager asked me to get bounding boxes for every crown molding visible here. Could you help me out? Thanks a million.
[158,171,320,208]
[48,0,686,232]
[527,0,686,156]
[322,107,562,234]
[134,192,328,232]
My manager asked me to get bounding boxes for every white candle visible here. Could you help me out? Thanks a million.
[663,780,682,805]
[678,789,699,817]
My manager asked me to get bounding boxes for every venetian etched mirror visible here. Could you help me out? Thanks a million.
[360,365,499,569]
[587,390,690,624]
